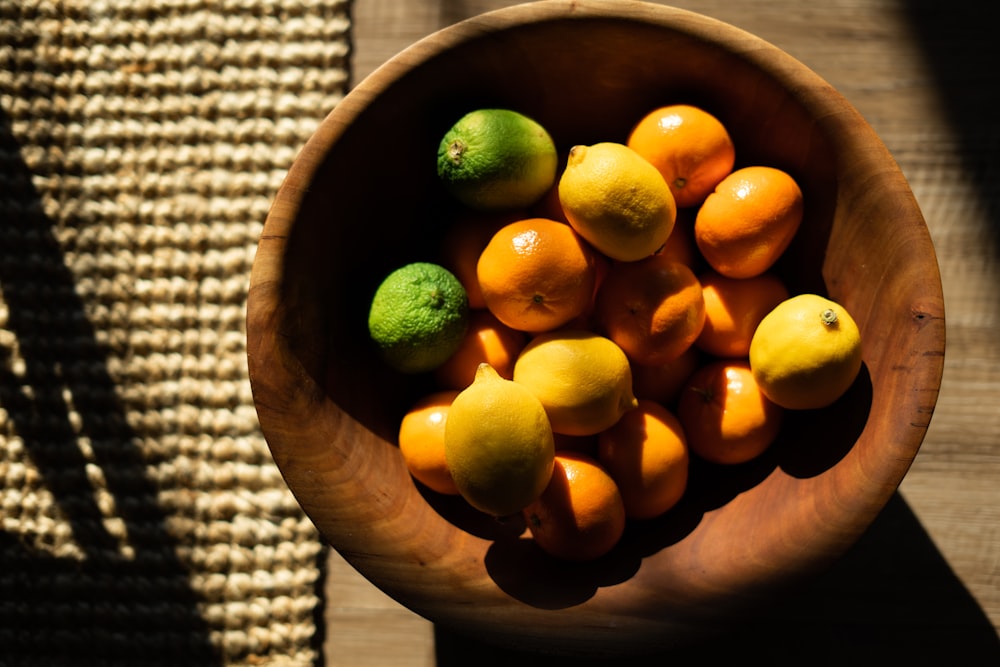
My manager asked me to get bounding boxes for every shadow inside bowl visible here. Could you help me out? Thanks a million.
[430,363,872,610]
[484,536,643,610]
[777,362,874,479]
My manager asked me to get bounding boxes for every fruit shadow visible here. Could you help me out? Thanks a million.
[620,361,873,561]
[467,363,872,610]
[434,494,1000,666]
[774,361,873,479]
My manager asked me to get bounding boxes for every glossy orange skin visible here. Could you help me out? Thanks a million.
[440,210,524,309]
[677,360,783,465]
[397,390,462,495]
[627,104,736,208]
[694,166,804,279]
[598,399,690,520]
[696,270,790,358]
[630,345,702,406]
[477,218,598,332]
[435,310,527,390]
[595,256,706,366]
[523,452,626,561]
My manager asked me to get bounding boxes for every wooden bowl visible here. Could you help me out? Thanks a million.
[247,0,945,655]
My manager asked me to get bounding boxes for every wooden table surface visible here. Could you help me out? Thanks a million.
[323,1,1000,664]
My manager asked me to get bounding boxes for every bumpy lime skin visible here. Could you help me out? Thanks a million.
[368,262,470,373]
[436,109,557,210]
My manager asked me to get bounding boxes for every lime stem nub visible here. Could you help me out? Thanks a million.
[447,139,466,165]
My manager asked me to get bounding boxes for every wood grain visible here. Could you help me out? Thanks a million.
[315,0,998,662]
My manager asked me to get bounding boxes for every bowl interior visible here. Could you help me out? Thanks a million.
[247,0,944,654]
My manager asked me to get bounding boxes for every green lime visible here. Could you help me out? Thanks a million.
[368,262,470,374]
[436,108,557,211]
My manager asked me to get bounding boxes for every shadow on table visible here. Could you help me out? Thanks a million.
[0,109,218,663]
[901,0,1000,250]
[434,492,1000,665]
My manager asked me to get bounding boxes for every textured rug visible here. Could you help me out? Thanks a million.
[0,1,351,664]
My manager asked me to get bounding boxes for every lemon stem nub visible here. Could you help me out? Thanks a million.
[820,308,838,326]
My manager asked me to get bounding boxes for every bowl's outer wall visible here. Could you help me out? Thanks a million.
[247,0,945,654]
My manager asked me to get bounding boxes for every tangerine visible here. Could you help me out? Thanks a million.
[595,256,706,366]
[440,210,523,310]
[598,399,690,520]
[627,104,736,208]
[694,165,804,279]
[523,452,626,561]
[435,310,528,390]
[477,217,598,333]
[696,270,790,358]
[677,359,783,465]
[529,166,570,223]
[655,207,699,269]
[398,390,462,495]
[630,344,701,405]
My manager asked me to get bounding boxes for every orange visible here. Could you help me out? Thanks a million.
[655,207,698,269]
[476,217,599,333]
[696,270,790,358]
[397,390,462,495]
[677,360,783,465]
[694,165,804,279]
[435,310,528,390]
[595,256,706,366]
[440,210,522,309]
[561,250,611,331]
[523,452,626,561]
[627,104,736,208]
[598,399,689,520]
[630,344,701,405]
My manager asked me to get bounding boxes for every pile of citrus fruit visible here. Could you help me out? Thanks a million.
[368,105,863,562]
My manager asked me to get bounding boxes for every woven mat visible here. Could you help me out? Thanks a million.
[0,1,351,664]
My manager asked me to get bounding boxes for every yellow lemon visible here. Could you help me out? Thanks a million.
[513,329,639,436]
[749,294,863,410]
[436,108,558,211]
[558,142,677,262]
[444,363,555,517]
